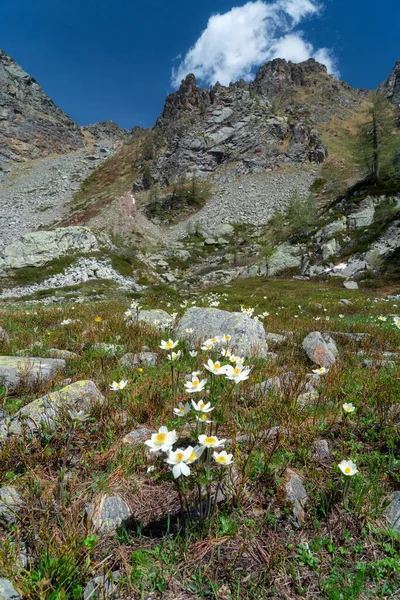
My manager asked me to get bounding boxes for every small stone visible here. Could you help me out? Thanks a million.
[265,332,287,345]
[361,359,396,369]
[314,439,330,460]
[86,495,131,534]
[302,331,336,368]
[386,491,400,532]
[83,571,120,600]
[0,327,10,345]
[119,352,157,369]
[122,427,155,446]
[0,487,23,525]
[0,578,21,599]
[285,471,308,524]
[343,281,359,290]
[49,348,78,359]
[339,299,352,305]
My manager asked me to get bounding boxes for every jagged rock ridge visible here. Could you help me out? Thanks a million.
[134,58,363,189]
[382,60,400,106]
[0,49,85,163]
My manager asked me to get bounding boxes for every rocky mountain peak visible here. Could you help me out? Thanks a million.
[83,120,131,141]
[0,49,84,163]
[382,60,400,105]
[252,57,328,98]
[157,73,211,125]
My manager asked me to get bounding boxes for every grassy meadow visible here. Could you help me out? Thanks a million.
[0,277,399,599]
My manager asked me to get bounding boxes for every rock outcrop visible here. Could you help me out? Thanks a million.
[0,49,84,163]
[0,227,98,270]
[382,60,400,106]
[83,120,131,141]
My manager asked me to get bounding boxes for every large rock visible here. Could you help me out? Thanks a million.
[382,60,400,106]
[83,571,120,600]
[302,332,337,367]
[347,197,375,229]
[0,227,98,270]
[175,307,267,355]
[3,380,104,438]
[267,243,304,276]
[135,309,172,328]
[0,356,65,388]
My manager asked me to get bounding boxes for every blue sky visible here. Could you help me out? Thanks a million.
[0,0,399,129]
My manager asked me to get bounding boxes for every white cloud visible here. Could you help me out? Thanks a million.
[171,0,339,88]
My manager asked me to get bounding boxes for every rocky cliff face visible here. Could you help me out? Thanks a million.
[134,58,364,189]
[83,120,131,141]
[0,50,86,163]
[382,60,400,106]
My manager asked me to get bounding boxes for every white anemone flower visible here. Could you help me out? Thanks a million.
[109,380,128,390]
[312,367,328,375]
[191,399,214,413]
[234,356,245,365]
[225,365,251,384]
[196,413,213,424]
[343,403,356,414]
[165,447,193,478]
[173,402,191,417]
[201,343,214,351]
[185,327,194,333]
[186,445,205,463]
[189,350,198,357]
[221,334,231,343]
[221,348,232,358]
[204,359,228,375]
[160,339,179,350]
[167,350,181,361]
[60,319,73,326]
[338,459,358,477]
[378,316,387,322]
[198,434,225,448]
[213,451,233,466]
[184,375,207,393]
[145,426,177,453]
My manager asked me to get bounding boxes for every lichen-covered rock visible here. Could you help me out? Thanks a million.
[175,307,267,355]
[86,495,131,534]
[5,380,104,438]
[0,356,65,388]
[0,227,98,270]
[0,487,23,525]
[267,243,304,276]
[0,578,20,600]
[0,327,10,345]
[122,427,155,446]
[302,332,337,367]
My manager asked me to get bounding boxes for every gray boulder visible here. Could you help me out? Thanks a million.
[175,307,268,355]
[4,380,104,438]
[267,243,304,276]
[302,332,337,367]
[343,280,359,290]
[347,197,375,229]
[122,427,155,446]
[0,356,65,388]
[83,571,120,600]
[86,495,131,534]
[0,227,98,270]
[0,578,20,600]
[0,487,23,525]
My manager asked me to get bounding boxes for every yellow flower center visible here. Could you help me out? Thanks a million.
[155,433,167,444]
[216,456,227,463]
[204,437,216,445]
[345,466,351,474]
[211,337,217,343]
[214,362,221,369]
[192,379,199,387]
[200,413,208,420]
[189,451,197,462]
[166,342,173,349]
[199,401,205,408]
[176,452,185,461]
[233,367,241,375]
[179,407,185,413]
[94,317,102,322]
